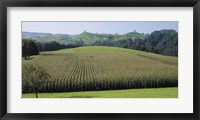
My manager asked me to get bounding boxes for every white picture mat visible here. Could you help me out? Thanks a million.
[7,7,193,113]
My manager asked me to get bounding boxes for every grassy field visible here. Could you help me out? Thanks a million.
[22,46,178,97]
[22,87,178,98]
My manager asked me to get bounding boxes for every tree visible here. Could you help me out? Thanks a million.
[22,39,39,59]
[22,65,50,98]
[22,39,29,59]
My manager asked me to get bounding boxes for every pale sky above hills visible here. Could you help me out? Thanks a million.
[22,21,178,35]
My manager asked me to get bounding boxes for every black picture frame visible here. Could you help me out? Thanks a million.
[0,0,200,120]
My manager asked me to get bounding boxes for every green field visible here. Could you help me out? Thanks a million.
[22,46,178,97]
[22,87,178,98]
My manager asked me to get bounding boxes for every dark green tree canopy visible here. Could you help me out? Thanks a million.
[22,39,39,59]
[92,30,178,56]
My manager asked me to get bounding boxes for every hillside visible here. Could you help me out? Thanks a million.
[22,31,146,45]
[22,29,178,56]
[22,46,178,93]
[22,32,71,44]
[22,32,52,38]
[144,30,178,56]
[92,30,178,56]
[118,31,146,40]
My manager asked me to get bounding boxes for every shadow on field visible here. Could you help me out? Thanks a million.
[23,57,36,60]
[69,95,96,98]
[41,53,59,56]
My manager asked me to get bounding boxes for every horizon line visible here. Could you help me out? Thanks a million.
[22,29,178,35]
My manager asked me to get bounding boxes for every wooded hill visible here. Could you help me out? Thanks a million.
[22,31,146,45]
[22,29,178,56]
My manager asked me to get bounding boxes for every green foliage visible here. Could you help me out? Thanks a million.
[145,30,178,56]
[22,65,50,98]
[22,39,39,59]
[22,30,178,56]
[92,30,178,56]
[38,41,68,51]
[22,46,178,93]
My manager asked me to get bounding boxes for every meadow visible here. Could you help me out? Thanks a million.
[22,46,178,97]
[22,87,178,98]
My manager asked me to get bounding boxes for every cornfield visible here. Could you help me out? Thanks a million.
[22,46,178,93]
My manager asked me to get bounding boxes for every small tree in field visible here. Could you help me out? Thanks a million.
[22,65,50,98]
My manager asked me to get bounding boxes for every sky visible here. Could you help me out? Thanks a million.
[22,21,178,35]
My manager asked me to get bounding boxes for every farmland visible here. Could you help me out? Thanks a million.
[22,46,178,95]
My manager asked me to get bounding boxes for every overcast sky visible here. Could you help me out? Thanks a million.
[22,21,178,35]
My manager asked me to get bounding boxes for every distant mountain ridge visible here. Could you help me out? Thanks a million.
[22,32,53,38]
[22,31,146,45]
[22,32,72,44]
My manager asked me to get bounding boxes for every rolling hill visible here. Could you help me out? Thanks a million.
[22,31,146,45]
[22,32,71,44]
[22,29,178,56]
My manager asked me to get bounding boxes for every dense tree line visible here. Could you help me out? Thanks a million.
[22,39,84,59]
[92,30,178,56]
[38,41,67,51]
[144,30,178,56]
